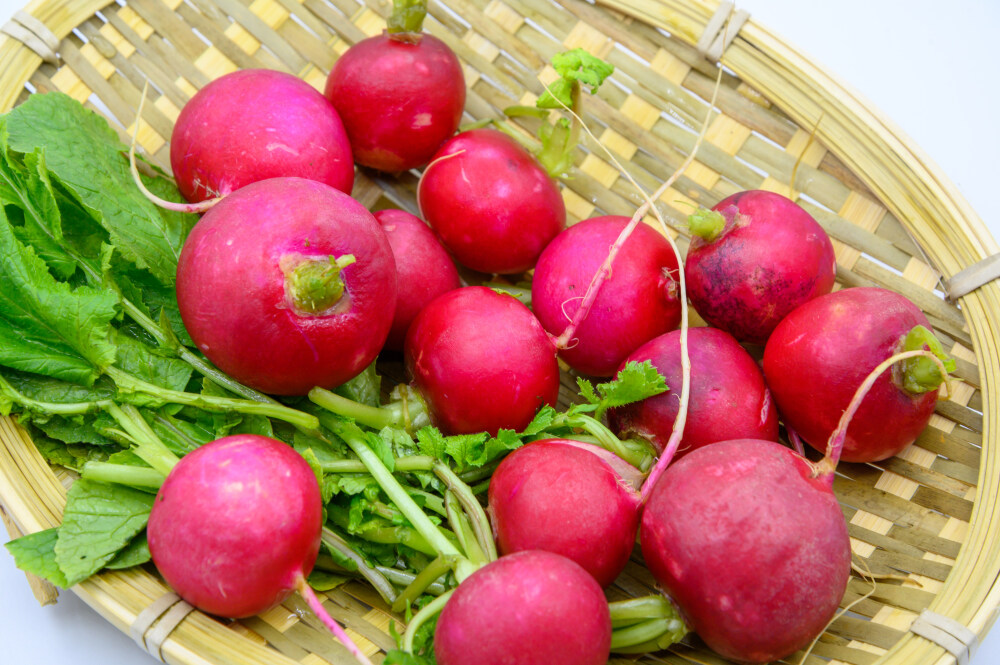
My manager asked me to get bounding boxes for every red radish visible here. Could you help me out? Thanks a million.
[417,128,565,274]
[763,286,951,462]
[434,550,612,665]
[531,216,681,376]
[685,189,836,344]
[374,209,461,350]
[170,69,354,203]
[147,434,374,665]
[148,435,322,617]
[608,327,778,457]
[405,286,559,435]
[640,438,851,664]
[487,439,642,587]
[325,4,465,172]
[176,177,396,395]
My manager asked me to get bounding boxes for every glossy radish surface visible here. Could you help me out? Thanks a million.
[326,33,465,172]
[640,438,851,664]
[176,177,396,395]
[763,286,942,462]
[685,189,836,344]
[434,550,612,665]
[375,209,461,350]
[404,286,559,435]
[532,216,681,376]
[487,439,642,587]
[609,327,778,457]
[170,69,354,203]
[417,128,565,274]
[147,434,322,618]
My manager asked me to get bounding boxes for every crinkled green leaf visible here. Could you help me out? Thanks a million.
[579,360,669,421]
[536,48,614,109]
[0,369,117,415]
[4,528,69,587]
[104,531,150,570]
[0,148,77,280]
[149,412,210,455]
[54,478,154,586]
[364,429,396,472]
[29,416,117,449]
[307,570,350,592]
[415,426,525,470]
[328,473,381,498]
[112,329,193,393]
[335,360,382,408]
[415,426,448,461]
[4,92,195,285]
[0,211,118,385]
[293,427,348,464]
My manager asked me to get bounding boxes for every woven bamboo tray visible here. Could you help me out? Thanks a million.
[1,0,998,663]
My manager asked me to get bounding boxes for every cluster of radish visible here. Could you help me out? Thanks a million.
[130,1,959,664]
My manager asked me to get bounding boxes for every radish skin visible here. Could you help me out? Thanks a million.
[434,550,612,665]
[170,69,354,203]
[176,177,396,395]
[417,129,565,274]
[404,286,560,435]
[532,216,681,376]
[487,439,641,587]
[763,287,945,462]
[640,439,851,664]
[374,209,461,350]
[326,33,465,172]
[609,327,778,457]
[685,190,836,344]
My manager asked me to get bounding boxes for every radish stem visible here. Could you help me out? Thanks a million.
[402,589,454,652]
[391,555,456,613]
[106,367,319,430]
[104,403,179,476]
[80,461,165,489]
[433,461,498,562]
[130,82,221,214]
[317,414,475,579]
[814,349,951,479]
[320,527,398,605]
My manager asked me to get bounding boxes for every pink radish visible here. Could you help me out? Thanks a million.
[374,209,461,350]
[170,69,354,203]
[147,434,373,664]
[608,327,778,457]
[763,286,953,462]
[176,177,396,395]
[404,286,559,435]
[417,128,565,274]
[434,550,612,665]
[487,439,642,587]
[640,438,851,664]
[532,215,681,376]
[685,189,836,344]
[325,0,465,172]
[639,341,952,663]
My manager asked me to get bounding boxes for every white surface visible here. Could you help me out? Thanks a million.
[1,1,998,664]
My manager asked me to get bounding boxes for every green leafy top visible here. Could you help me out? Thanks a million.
[536,48,615,110]
[0,209,118,385]
[2,92,196,286]
[501,49,614,179]
[577,360,669,421]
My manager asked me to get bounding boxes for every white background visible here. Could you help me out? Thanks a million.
[1,0,998,664]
